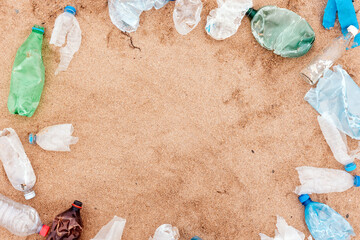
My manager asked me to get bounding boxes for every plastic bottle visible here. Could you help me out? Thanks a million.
[205,0,253,40]
[7,25,45,117]
[246,6,315,58]
[317,115,360,171]
[29,124,78,152]
[50,6,81,75]
[149,224,180,240]
[300,25,358,85]
[0,193,49,237]
[295,166,360,195]
[299,194,355,240]
[46,200,83,240]
[0,128,36,200]
[191,237,202,240]
[173,0,203,35]
[91,216,126,240]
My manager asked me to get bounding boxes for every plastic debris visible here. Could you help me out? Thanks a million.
[191,237,202,240]
[299,194,355,240]
[91,216,126,240]
[305,65,360,140]
[0,193,49,237]
[173,0,202,35]
[149,224,180,240]
[8,25,45,117]
[50,6,81,75]
[29,124,78,152]
[295,166,360,195]
[0,128,36,200]
[246,6,315,58]
[205,0,252,40]
[300,26,358,85]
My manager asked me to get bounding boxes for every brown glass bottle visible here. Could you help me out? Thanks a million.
[46,200,83,240]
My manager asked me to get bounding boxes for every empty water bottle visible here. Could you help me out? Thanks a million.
[295,166,360,195]
[300,25,358,85]
[0,128,36,200]
[8,25,45,117]
[91,216,126,240]
[205,0,253,40]
[29,124,78,152]
[299,194,355,240]
[149,224,180,240]
[173,0,202,35]
[50,6,81,75]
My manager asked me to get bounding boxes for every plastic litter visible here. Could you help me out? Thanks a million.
[50,6,81,75]
[8,25,45,117]
[246,6,315,58]
[295,166,360,195]
[149,224,180,240]
[173,0,202,35]
[46,200,83,240]
[91,216,126,240]
[299,194,355,240]
[29,124,78,152]
[0,128,36,200]
[300,26,358,85]
[0,193,49,237]
[259,215,312,240]
[108,0,169,33]
[205,0,253,40]
[317,116,360,171]
[305,65,360,140]
[191,237,202,240]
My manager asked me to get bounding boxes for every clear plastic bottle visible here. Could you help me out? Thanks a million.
[173,0,203,35]
[300,25,358,85]
[50,6,81,75]
[295,166,360,195]
[29,124,78,152]
[91,216,126,240]
[0,193,49,236]
[0,128,36,200]
[149,224,180,240]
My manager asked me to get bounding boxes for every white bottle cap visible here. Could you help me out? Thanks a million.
[24,190,36,200]
[347,25,358,36]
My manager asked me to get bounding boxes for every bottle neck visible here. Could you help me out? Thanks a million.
[246,8,258,19]
[302,199,312,206]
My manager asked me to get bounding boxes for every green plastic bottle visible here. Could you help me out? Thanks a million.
[246,6,315,58]
[8,25,45,117]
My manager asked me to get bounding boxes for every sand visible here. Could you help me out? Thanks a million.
[0,0,360,239]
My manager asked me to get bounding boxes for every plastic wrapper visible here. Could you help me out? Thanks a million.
[91,216,126,240]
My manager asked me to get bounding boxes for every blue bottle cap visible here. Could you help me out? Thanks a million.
[354,176,360,187]
[29,134,36,144]
[299,194,310,204]
[191,237,202,240]
[65,5,76,15]
[345,162,356,172]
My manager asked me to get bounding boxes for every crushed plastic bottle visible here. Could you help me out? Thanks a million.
[91,216,126,240]
[205,0,253,40]
[259,215,312,240]
[8,25,45,117]
[50,6,81,75]
[173,0,202,35]
[300,25,358,85]
[29,124,78,152]
[149,224,180,240]
[108,0,169,33]
[0,193,49,237]
[295,166,360,195]
[0,128,36,200]
[316,116,360,171]
[299,194,355,240]
[246,6,315,58]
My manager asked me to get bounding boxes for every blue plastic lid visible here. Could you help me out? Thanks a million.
[354,176,360,187]
[32,27,44,34]
[345,162,357,172]
[65,5,76,15]
[29,134,36,144]
[299,194,310,204]
[191,237,202,240]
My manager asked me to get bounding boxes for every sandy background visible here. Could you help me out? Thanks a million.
[0,0,360,239]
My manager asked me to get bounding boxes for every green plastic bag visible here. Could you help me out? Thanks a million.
[247,6,315,58]
[8,25,45,117]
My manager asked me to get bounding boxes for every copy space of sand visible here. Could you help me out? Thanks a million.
[1,0,360,239]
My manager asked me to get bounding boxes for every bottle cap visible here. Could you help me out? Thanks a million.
[298,194,310,204]
[32,25,45,34]
[24,190,36,200]
[345,162,356,172]
[72,200,83,209]
[39,224,50,237]
[191,237,202,240]
[347,25,358,36]
[29,133,36,144]
[65,5,76,15]
[354,176,360,187]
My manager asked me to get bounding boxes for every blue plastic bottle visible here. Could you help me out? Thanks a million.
[299,194,355,240]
